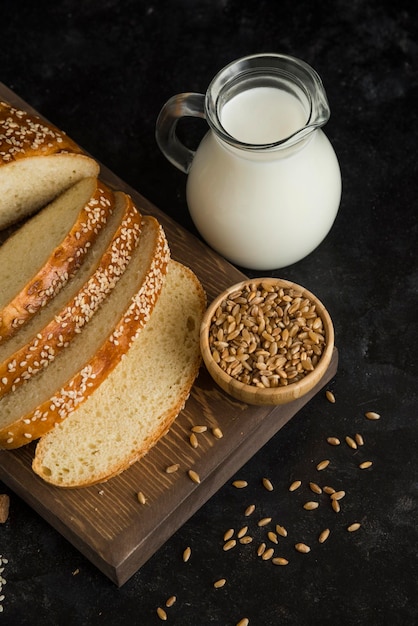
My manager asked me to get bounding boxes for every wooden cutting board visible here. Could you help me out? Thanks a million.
[0,84,338,586]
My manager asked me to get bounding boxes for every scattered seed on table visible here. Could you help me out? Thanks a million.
[330,490,346,501]
[233,480,248,489]
[327,436,340,446]
[331,499,341,513]
[214,578,227,588]
[258,517,272,527]
[165,595,176,607]
[272,557,289,566]
[236,618,249,626]
[276,524,288,537]
[309,482,322,494]
[239,536,253,545]
[316,460,330,471]
[359,460,373,469]
[318,528,330,543]
[365,411,380,420]
[262,547,275,561]
[295,542,311,553]
[191,425,207,433]
[188,469,200,484]
[262,477,274,491]
[237,526,248,539]
[244,504,256,516]
[212,426,224,438]
[137,491,146,505]
[189,433,198,448]
[323,485,335,495]
[157,607,167,621]
[289,480,302,491]
[326,390,336,403]
[303,501,319,510]
[347,522,361,532]
[268,531,278,544]
[223,539,237,551]
[355,433,364,446]
[183,546,192,562]
[345,435,357,450]
[166,463,180,474]
[257,542,266,556]
[224,528,234,541]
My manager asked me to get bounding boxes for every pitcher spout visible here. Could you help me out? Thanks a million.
[205,52,331,151]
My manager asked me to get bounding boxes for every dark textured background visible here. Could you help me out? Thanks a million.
[1,1,417,624]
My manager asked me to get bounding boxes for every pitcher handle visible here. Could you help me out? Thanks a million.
[156,93,206,174]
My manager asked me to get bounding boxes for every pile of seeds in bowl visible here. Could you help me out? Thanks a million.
[208,281,327,388]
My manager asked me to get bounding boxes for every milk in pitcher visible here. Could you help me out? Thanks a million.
[220,86,307,144]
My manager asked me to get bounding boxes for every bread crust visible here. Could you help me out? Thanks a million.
[32,261,206,488]
[0,178,115,343]
[0,100,87,161]
[0,192,143,398]
[0,218,170,449]
[0,100,100,230]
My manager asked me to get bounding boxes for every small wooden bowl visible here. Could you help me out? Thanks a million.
[200,277,334,405]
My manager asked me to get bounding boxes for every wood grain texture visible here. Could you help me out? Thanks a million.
[0,83,338,585]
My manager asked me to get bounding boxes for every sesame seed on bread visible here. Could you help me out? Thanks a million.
[32,260,206,488]
[0,215,170,449]
[0,177,114,343]
[0,190,143,399]
[0,100,99,230]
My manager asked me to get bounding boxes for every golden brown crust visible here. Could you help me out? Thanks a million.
[32,261,206,488]
[0,100,85,162]
[0,178,115,343]
[0,219,170,449]
[0,100,100,230]
[0,194,143,399]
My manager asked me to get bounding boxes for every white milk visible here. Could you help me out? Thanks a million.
[186,87,342,270]
[220,86,307,144]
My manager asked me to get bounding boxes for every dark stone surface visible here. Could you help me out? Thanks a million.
[0,1,417,624]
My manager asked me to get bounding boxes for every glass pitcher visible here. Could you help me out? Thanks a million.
[156,53,342,270]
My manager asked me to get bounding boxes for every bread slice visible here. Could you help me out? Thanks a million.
[32,261,206,487]
[0,191,143,398]
[0,177,114,342]
[0,100,99,230]
[0,215,170,449]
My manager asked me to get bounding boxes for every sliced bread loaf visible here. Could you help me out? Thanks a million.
[0,177,114,342]
[0,100,99,229]
[0,215,170,449]
[32,261,206,487]
[0,191,143,398]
